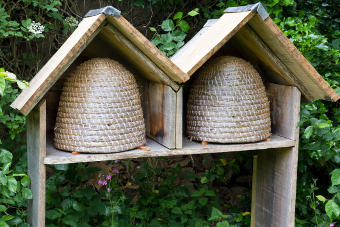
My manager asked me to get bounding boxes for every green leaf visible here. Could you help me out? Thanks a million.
[209,207,229,221]
[173,12,183,20]
[16,80,28,90]
[22,188,32,199]
[161,19,175,32]
[161,42,176,51]
[199,197,208,206]
[316,195,327,202]
[330,169,340,186]
[178,20,190,32]
[325,200,340,219]
[172,207,183,215]
[0,150,13,164]
[21,176,30,187]
[328,185,338,194]
[187,9,199,17]
[303,126,313,139]
[0,220,9,227]
[216,221,231,227]
[7,177,17,193]
[0,77,5,96]
[149,27,157,32]
[0,205,6,212]
[317,122,331,128]
[46,210,61,220]
[200,176,208,184]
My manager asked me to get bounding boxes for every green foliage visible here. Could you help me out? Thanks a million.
[151,8,199,56]
[45,156,251,226]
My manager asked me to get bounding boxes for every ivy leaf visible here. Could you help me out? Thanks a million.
[173,12,183,20]
[304,126,313,139]
[22,188,32,199]
[316,195,327,202]
[16,80,28,90]
[187,8,199,17]
[325,200,340,219]
[178,20,190,32]
[0,77,5,96]
[0,150,13,164]
[46,210,61,220]
[161,42,176,51]
[7,177,17,193]
[161,19,175,32]
[330,169,340,186]
[21,176,30,187]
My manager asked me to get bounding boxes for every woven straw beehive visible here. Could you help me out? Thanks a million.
[54,58,146,153]
[186,56,271,143]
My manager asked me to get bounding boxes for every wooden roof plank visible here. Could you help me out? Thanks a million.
[107,15,189,83]
[11,14,106,115]
[249,15,339,101]
[171,11,255,76]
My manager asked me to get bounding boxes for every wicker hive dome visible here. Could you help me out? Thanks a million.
[54,58,146,153]
[186,56,271,143]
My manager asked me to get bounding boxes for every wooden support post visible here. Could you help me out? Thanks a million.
[251,84,301,226]
[27,100,46,227]
[144,82,177,149]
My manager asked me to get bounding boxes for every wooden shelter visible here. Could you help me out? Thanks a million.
[11,3,339,227]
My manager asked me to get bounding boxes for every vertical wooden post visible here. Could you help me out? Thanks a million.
[176,87,183,148]
[144,82,177,149]
[27,100,46,227]
[251,84,301,226]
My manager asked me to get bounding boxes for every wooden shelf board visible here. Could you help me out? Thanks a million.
[44,135,295,164]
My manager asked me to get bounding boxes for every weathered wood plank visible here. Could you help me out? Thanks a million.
[100,24,180,91]
[252,84,301,226]
[266,83,301,139]
[176,87,183,148]
[233,25,314,101]
[44,135,294,164]
[171,11,254,76]
[144,82,177,149]
[107,15,189,83]
[27,100,46,227]
[249,15,339,101]
[171,19,218,63]
[11,14,106,115]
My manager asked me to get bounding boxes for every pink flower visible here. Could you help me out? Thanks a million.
[106,175,111,180]
[107,188,111,193]
[112,168,119,174]
[103,180,107,185]
[137,166,141,169]
[114,160,119,163]
[98,180,103,185]
[330,223,334,227]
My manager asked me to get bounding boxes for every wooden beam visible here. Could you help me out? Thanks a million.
[252,84,301,226]
[100,24,180,91]
[44,135,294,164]
[144,82,177,149]
[171,11,254,76]
[249,15,339,101]
[176,87,183,148]
[107,15,189,83]
[233,25,315,101]
[27,100,46,227]
[11,14,106,116]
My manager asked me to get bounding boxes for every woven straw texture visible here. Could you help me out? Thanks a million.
[186,56,271,143]
[54,58,146,153]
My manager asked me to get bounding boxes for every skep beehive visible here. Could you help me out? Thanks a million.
[186,56,271,143]
[54,58,146,153]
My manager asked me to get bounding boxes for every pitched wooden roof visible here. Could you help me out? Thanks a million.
[11,7,188,116]
[171,4,339,102]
